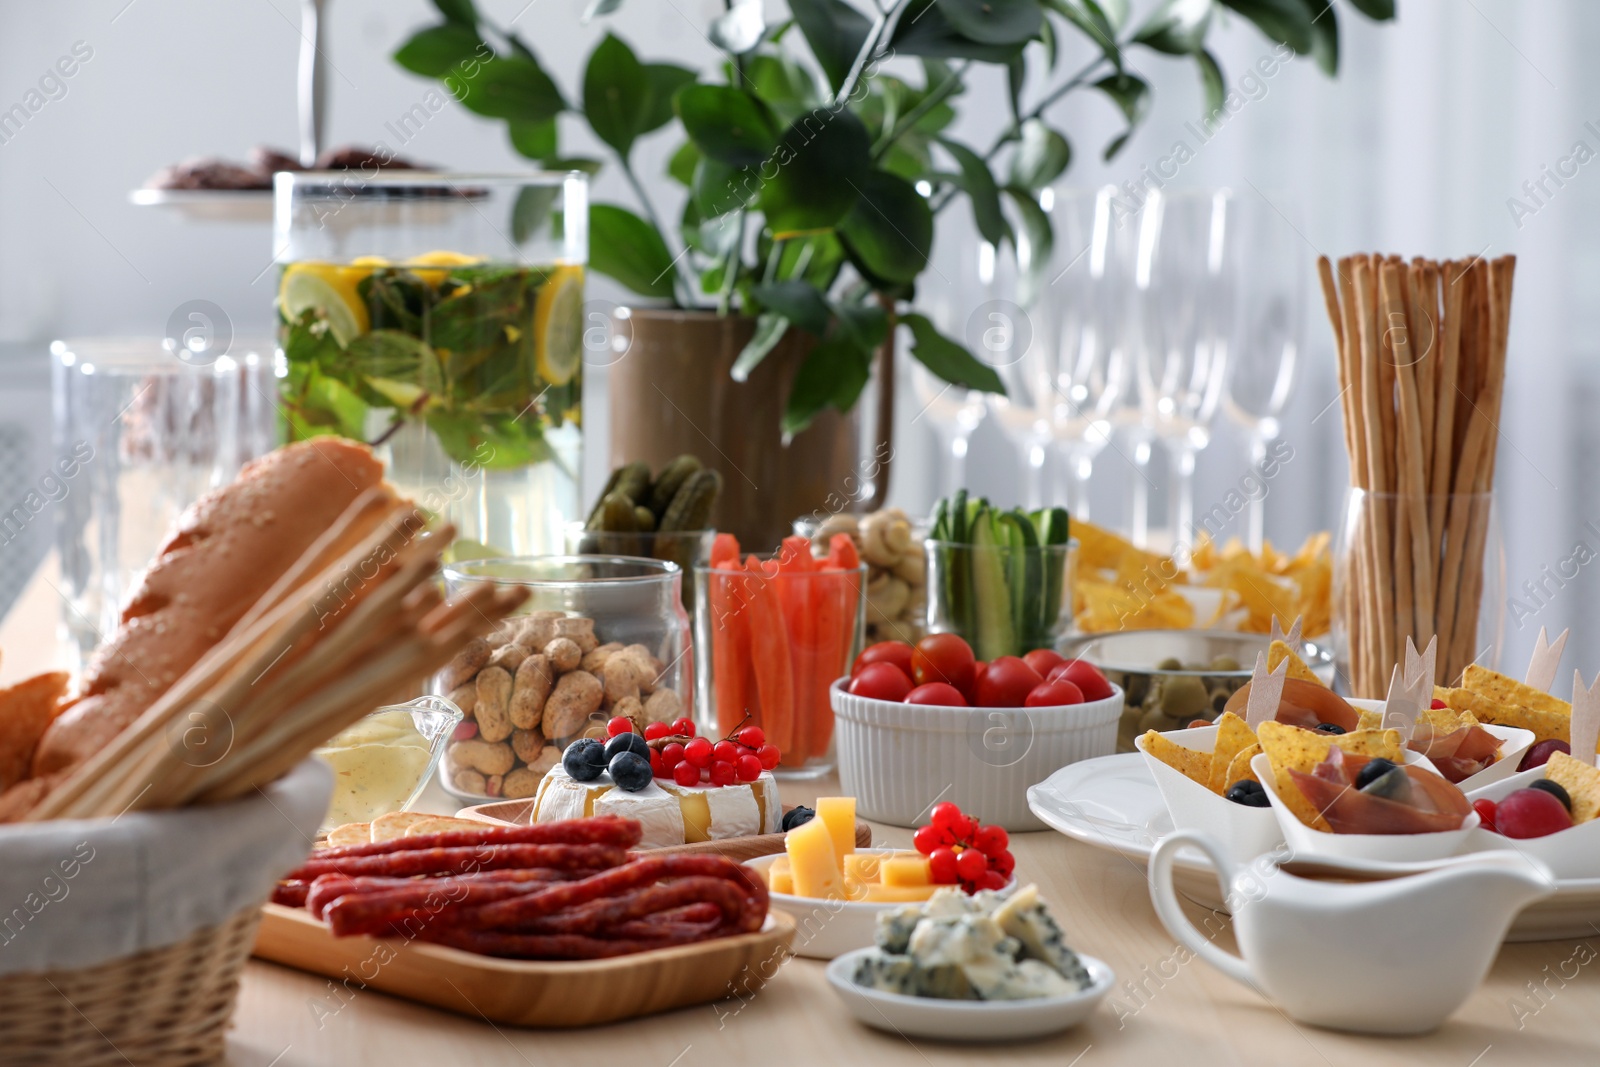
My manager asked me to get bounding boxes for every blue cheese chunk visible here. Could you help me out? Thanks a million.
[993,885,1092,990]
[853,949,918,994]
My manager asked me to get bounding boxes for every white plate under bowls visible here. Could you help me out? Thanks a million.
[825,948,1114,1042]
[1026,753,1600,942]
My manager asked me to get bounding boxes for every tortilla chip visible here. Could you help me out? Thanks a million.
[1207,712,1258,794]
[1357,707,1385,731]
[1267,641,1324,687]
[1545,752,1600,824]
[0,672,69,789]
[404,815,486,836]
[1258,721,1405,830]
[1419,704,1477,734]
[1462,665,1572,718]
[326,822,371,847]
[1223,742,1263,789]
[1140,730,1211,787]
[371,811,433,841]
[1444,686,1569,745]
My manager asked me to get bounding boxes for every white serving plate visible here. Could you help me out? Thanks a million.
[824,947,1114,1042]
[1026,754,1600,941]
[746,849,1013,961]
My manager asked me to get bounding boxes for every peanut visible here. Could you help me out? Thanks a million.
[502,766,546,800]
[448,682,477,718]
[474,665,514,743]
[643,687,684,725]
[451,767,488,794]
[543,669,602,739]
[442,636,491,691]
[602,655,643,707]
[515,611,565,651]
[509,653,553,729]
[580,642,624,673]
[553,616,598,653]
[450,738,514,776]
[544,637,582,674]
[616,645,663,694]
[613,694,644,724]
[511,726,546,764]
[488,643,530,673]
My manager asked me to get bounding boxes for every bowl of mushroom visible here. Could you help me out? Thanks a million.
[437,556,693,803]
[803,508,927,644]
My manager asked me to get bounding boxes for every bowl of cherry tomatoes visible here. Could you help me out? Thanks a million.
[830,634,1123,830]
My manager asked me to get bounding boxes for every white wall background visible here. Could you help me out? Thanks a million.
[0,0,1596,688]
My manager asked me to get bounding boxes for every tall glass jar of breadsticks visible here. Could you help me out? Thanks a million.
[1319,254,1512,696]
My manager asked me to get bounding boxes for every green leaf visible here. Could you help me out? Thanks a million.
[1006,56,1025,122]
[938,137,1011,247]
[751,280,832,337]
[893,0,1032,61]
[940,0,1045,45]
[732,312,791,381]
[1093,72,1150,159]
[1008,118,1071,190]
[667,140,701,186]
[783,337,872,436]
[1196,48,1225,115]
[789,0,872,91]
[644,64,697,132]
[760,108,872,237]
[692,157,760,218]
[347,330,445,397]
[676,85,779,168]
[710,0,767,54]
[1346,0,1394,19]
[1303,0,1338,75]
[1098,0,1131,28]
[1132,0,1213,54]
[583,33,650,157]
[1003,186,1053,306]
[771,231,847,290]
[582,0,625,21]
[432,0,477,26]
[453,54,564,123]
[300,367,371,441]
[744,53,819,119]
[1041,0,1120,64]
[835,301,889,351]
[838,170,932,283]
[508,117,557,161]
[394,24,484,78]
[587,203,676,299]
[900,313,1006,394]
[511,184,561,244]
[426,410,551,469]
[1219,0,1313,53]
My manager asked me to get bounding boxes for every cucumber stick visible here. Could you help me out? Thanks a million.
[970,509,1015,661]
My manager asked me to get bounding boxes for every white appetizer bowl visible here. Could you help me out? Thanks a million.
[745,849,1014,961]
[832,679,1122,830]
[825,947,1115,1042]
[1251,752,1480,863]
[1135,724,1283,865]
[1466,768,1600,879]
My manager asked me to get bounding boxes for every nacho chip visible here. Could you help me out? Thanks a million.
[1267,640,1324,687]
[1223,742,1262,789]
[1357,707,1385,731]
[1462,665,1572,719]
[1545,752,1600,824]
[0,671,69,789]
[1258,721,1405,830]
[404,815,486,836]
[326,822,371,847]
[1207,712,1258,794]
[371,811,433,841]
[1419,704,1477,734]
[1140,730,1211,787]
[1443,686,1569,745]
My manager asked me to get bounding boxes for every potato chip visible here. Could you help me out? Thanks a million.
[1267,640,1324,686]
[1258,721,1405,830]
[1443,686,1569,745]
[404,815,487,836]
[1207,712,1258,794]
[1545,752,1600,824]
[0,671,68,789]
[1223,743,1262,788]
[1462,665,1572,719]
[371,811,434,841]
[1140,730,1211,786]
[326,822,371,847]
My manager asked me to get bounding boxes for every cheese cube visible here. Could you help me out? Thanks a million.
[769,867,795,895]
[815,796,856,869]
[880,855,933,887]
[859,883,940,903]
[843,853,883,884]
[785,815,845,900]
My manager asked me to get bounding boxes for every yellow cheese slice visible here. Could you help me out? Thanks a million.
[785,815,844,900]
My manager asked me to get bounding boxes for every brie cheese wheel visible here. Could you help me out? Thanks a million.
[531,761,780,847]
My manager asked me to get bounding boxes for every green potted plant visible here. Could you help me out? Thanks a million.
[394,0,1395,547]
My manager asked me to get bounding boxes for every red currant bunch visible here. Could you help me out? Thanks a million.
[913,802,1013,893]
[645,719,782,788]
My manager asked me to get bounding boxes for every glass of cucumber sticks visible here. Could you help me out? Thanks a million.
[926,494,1076,661]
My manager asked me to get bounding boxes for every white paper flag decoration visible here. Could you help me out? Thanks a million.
[1525,628,1569,694]
[1403,635,1437,695]
[1383,662,1430,738]
[1571,670,1600,768]
[1270,616,1303,650]
[1245,652,1289,731]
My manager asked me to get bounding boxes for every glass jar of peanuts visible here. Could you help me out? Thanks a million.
[436,556,692,803]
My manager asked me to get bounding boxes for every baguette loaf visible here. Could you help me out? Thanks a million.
[29,438,386,781]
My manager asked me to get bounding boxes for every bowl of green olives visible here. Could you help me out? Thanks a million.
[1057,630,1336,753]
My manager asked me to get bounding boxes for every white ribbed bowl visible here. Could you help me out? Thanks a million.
[832,679,1123,830]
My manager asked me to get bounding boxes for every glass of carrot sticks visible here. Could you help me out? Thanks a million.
[695,532,867,777]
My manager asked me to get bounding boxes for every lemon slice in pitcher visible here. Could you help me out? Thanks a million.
[279,263,368,346]
[409,250,483,286]
[534,265,585,386]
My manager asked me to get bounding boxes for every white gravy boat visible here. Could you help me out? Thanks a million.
[1148,830,1555,1034]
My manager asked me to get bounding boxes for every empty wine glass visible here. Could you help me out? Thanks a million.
[977,239,1057,509]
[913,213,992,497]
[1132,188,1237,546]
[1224,194,1304,550]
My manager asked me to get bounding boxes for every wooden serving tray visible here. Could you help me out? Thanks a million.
[254,904,796,1027]
[454,798,871,862]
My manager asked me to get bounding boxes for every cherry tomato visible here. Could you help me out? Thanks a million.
[1048,659,1114,701]
[970,661,989,701]
[1025,679,1085,707]
[1022,649,1066,677]
[911,634,977,695]
[848,662,914,702]
[905,682,969,707]
[853,640,916,680]
[975,656,1044,708]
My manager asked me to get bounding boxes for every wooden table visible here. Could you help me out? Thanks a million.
[4,564,1598,1065]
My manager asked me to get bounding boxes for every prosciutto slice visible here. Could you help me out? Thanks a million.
[1406,723,1502,784]
[1289,748,1472,835]
[1226,679,1363,732]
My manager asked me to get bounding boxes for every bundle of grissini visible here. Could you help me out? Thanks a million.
[1317,253,1515,697]
[272,816,770,959]
[0,437,527,822]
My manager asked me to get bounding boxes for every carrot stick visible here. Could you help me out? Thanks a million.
[710,534,745,736]
[816,534,863,755]
[744,555,798,760]
[776,536,817,760]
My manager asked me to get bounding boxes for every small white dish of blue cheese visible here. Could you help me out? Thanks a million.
[824,885,1113,1041]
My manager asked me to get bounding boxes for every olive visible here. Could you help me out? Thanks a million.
[1210,690,1230,714]
[1354,757,1399,790]
[1225,780,1270,807]
[1137,707,1175,734]
[1357,760,1409,800]
[1158,676,1211,719]
[1210,655,1241,671]
[1156,656,1184,671]
[1314,722,1346,734]
[1529,779,1574,812]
